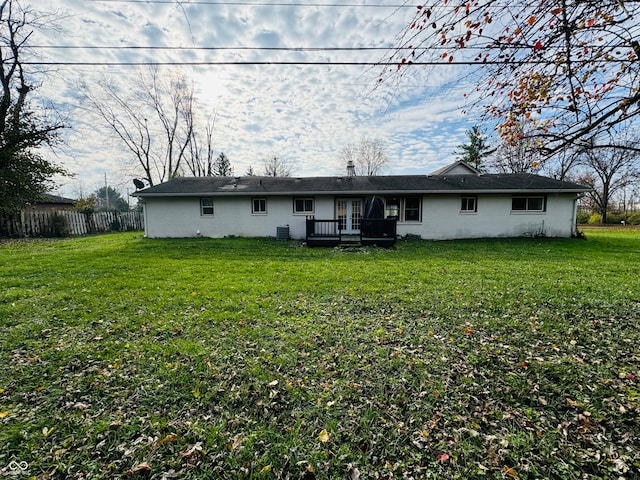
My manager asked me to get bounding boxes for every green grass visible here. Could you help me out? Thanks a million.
[1,230,639,479]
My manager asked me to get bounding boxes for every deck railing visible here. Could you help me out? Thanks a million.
[361,218,397,239]
[306,218,341,237]
[305,217,396,247]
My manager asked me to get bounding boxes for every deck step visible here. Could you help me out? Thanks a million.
[338,241,362,247]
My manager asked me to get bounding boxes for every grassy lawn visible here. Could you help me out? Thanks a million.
[1,230,639,479]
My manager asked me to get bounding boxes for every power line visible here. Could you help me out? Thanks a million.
[34,46,410,51]
[32,44,614,51]
[83,0,414,6]
[80,0,520,6]
[24,59,600,66]
[77,0,555,9]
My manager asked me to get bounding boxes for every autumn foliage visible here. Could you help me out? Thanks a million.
[386,1,640,154]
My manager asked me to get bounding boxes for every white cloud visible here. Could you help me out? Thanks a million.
[35,0,480,197]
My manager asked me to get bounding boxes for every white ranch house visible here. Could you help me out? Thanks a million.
[133,162,589,245]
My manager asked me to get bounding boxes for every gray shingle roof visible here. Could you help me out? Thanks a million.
[133,173,589,197]
[39,194,76,204]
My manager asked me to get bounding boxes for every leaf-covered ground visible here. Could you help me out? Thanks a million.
[1,230,639,479]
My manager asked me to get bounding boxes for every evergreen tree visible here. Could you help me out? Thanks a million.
[213,152,233,176]
[455,126,495,170]
[95,186,129,212]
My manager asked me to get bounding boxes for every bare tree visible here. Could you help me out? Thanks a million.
[486,120,544,174]
[489,142,541,174]
[263,155,292,177]
[185,112,216,177]
[84,68,211,186]
[0,0,67,212]
[542,148,581,181]
[340,138,388,176]
[577,139,640,223]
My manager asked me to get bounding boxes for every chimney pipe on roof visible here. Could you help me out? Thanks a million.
[346,160,355,177]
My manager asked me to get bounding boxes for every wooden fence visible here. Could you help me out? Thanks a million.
[0,210,144,237]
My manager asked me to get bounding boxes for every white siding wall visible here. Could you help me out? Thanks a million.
[402,193,577,239]
[142,193,578,239]
[143,195,338,239]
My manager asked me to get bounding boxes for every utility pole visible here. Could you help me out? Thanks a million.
[104,173,110,210]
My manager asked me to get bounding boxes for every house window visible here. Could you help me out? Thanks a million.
[294,197,314,214]
[403,197,421,222]
[385,196,421,222]
[512,196,546,212]
[252,197,267,214]
[385,197,399,219]
[200,198,214,216]
[461,196,477,213]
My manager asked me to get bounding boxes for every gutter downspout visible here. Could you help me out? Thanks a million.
[572,193,585,236]
[139,199,148,238]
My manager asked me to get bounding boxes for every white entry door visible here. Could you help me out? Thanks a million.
[337,199,362,234]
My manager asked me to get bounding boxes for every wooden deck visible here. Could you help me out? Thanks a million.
[305,218,397,247]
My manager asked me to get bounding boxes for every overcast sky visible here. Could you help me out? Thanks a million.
[35,0,483,198]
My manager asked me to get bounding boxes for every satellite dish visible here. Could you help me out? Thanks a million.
[133,179,145,190]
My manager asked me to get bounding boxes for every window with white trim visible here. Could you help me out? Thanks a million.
[512,196,546,212]
[460,196,477,213]
[252,197,267,214]
[200,198,214,216]
[403,197,421,222]
[294,197,314,214]
[385,196,421,222]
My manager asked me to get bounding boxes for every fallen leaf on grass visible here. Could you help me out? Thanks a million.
[124,462,152,476]
[72,402,90,411]
[157,434,177,446]
[438,453,450,462]
[348,464,360,480]
[0,411,9,418]
[228,434,243,451]
[260,465,271,474]
[179,442,203,459]
[502,466,519,479]
[160,470,180,479]
[53,448,67,459]
[318,429,330,443]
